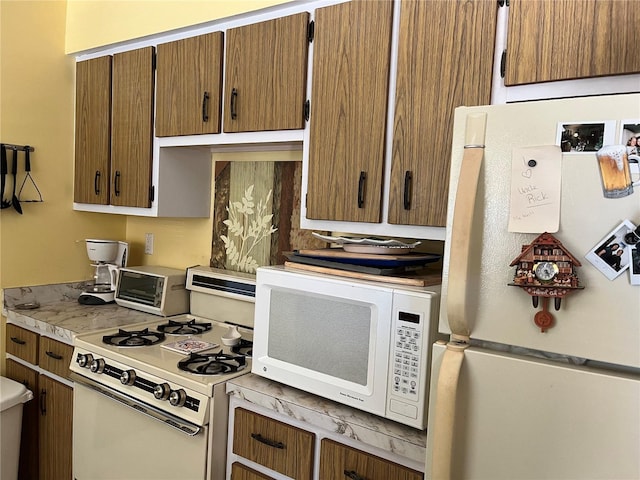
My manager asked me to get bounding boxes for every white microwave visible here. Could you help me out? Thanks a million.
[251,266,441,429]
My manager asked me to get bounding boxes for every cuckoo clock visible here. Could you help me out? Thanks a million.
[509,232,584,332]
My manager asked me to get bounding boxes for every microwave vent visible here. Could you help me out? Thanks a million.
[190,274,256,298]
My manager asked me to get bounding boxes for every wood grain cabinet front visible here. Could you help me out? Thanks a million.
[6,324,39,364]
[156,32,224,136]
[319,439,423,480]
[231,462,276,480]
[232,408,314,480]
[223,12,310,133]
[505,0,640,85]
[38,336,73,380]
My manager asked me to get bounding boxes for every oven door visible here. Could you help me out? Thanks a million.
[72,378,208,480]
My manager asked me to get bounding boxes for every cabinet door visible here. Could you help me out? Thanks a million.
[223,12,309,133]
[156,32,224,136]
[74,55,112,205]
[319,439,423,480]
[231,462,275,480]
[388,0,497,226]
[306,0,393,222]
[39,375,73,480]
[233,408,314,480]
[111,46,155,208]
[505,0,640,85]
[5,359,39,480]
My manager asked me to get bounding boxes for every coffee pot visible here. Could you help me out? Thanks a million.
[78,239,128,305]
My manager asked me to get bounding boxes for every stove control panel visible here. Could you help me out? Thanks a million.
[72,350,209,426]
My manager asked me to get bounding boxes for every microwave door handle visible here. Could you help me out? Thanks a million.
[430,113,486,480]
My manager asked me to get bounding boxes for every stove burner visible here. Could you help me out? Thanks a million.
[102,328,165,347]
[157,319,212,336]
[230,339,253,358]
[178,351,246,376]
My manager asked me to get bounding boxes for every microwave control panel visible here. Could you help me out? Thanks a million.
[391,311,423,401]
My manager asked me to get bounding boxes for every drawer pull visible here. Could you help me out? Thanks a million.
[202,91,210,122]
[94,170,101,195]
[45,350,63,361]
[250,432,284,449]
[230,88,238,120]
[344,470,365,480]
[10,336,26,345]
[40,389,47,415]
[357,171,366,208]
[403,170,413,210]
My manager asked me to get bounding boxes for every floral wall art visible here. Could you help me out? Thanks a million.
[211,160,326,274]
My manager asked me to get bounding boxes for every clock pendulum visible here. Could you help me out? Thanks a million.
[508,232,584,332]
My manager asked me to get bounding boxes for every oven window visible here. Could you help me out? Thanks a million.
[117,273,163,306]
[267,289,372,385]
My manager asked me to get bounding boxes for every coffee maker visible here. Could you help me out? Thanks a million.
[78,239,128,305]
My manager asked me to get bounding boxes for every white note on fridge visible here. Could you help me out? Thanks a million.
[508,145,562,233]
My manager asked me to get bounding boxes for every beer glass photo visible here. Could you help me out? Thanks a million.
[596,145,639,198]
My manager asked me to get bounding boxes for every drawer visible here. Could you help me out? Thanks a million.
[231,462,275,480]
[38,336,73,379]
[6,324,39,364]
[233,408,314,480]
[319,439,423,480]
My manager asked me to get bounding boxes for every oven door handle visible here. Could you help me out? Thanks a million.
[70,372,202,437]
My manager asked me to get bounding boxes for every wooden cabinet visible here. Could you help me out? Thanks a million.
[306,0,393,223]
[74,46,155,209]
[319,439,422,480]
[231,462,276,480]
[74,55,112,205]
[388,0,496,227]
[223,13,310,133]
[156,32,224,136]
[232,408,314,480]
[505,0,640,86]
[111,46,155,208]
[4,325,73,480]
[306,0,496,229]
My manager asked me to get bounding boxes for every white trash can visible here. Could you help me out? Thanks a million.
[0,376,34,480]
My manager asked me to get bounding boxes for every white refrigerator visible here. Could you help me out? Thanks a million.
[427,94,640,479]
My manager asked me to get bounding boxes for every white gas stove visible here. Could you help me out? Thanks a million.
[70,266,256,480]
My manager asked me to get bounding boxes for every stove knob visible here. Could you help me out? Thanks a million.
[77,353,94,368]
[169,389,187,407]
[153,383,171,400]
[120,370,136,386]
[90,358,105,374]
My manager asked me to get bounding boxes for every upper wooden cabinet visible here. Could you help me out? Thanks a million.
[74,56,111,205]
[505,0,640,85]
[306,0,496,228]
[223,12,310,133]
[110,46,155,208]
[388,0,497,226]
[306,0,393,223]
[156,32,224,136]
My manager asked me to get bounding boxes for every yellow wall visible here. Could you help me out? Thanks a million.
[0,0,125,290]
[65,0,290,53]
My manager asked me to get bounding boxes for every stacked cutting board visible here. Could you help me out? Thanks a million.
[283,235,442,286]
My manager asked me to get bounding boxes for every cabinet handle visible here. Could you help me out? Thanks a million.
[344,470,366,480]
[40,389,47,415]
[45,350,63,361]
[94,170,101,195]
[250,433,284,449]
[403,170,413,210]
[114,171,121,197]
[230,88,238,120]
[202,91,209,122]
[357,171,366,208]
[10,336,26,345]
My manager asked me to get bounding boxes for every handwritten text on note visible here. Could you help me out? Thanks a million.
[508,146,562,233]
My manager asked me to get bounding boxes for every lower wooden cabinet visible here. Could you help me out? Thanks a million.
[228,403,424,480]
[319,439,423,480]
[4,325,73,480]
[233,408,314,480]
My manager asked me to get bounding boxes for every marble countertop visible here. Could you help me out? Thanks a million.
[227,373,427,466]
[3,282,158,344]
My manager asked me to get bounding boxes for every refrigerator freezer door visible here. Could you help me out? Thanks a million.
[427,343,640,479]
[441,93,640,368]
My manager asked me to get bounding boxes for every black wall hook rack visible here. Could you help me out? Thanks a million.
[1,143,35,152]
